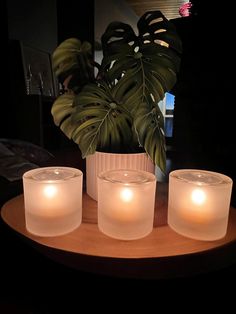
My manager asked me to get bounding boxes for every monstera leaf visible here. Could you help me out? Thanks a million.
[101,10,182,105]
[134,100,166,172]
[51,93,77,139]
[70,83,135,157]
[52,38,95,92]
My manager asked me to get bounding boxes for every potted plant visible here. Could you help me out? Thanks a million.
[51,10,182,200]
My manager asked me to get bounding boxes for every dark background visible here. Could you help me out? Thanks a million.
[1,0,236,311]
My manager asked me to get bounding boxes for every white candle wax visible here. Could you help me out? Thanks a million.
[23,167,83,236]
[98,169,156,240]
[168,169,233,241]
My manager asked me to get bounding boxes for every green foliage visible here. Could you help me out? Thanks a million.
[71,83,135,157]
[51,11,182,173]
[134,101,166,173]
[52,38,96,92]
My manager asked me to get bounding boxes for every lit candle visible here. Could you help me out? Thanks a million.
[97,169,156,240]
[23,167,83,236]
[168,169,233,241]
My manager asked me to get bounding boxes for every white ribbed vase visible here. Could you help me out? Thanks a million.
[86,152,155,201]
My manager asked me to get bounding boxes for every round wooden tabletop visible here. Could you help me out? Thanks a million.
[1,183,236,279]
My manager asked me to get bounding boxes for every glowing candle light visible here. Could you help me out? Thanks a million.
[191,188,206,205]
[168,169,233,241]
[120,188,133,202]
[97,169,156,240]
[44,185,57,198]
[23,167,83,236]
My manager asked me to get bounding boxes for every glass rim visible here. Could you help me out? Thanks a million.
[23,166,83,183]
[98,169,156,185]
[169,169,232,186]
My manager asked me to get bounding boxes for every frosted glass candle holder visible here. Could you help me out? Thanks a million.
[97,169,156,240]
[23,167,83,237]
[168,169,233,241]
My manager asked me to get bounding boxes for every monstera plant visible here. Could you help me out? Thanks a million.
[51,11,182,173]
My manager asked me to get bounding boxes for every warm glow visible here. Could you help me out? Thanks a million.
[43,185,57,198]
[168,169,233,240]
[120,188,133,202]
[191,188,206,205]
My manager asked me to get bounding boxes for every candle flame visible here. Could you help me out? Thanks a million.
[44,185,57,198]
[120,188,133,202]
[191,188,206,205]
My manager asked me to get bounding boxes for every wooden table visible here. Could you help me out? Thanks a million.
[1,183,236,279]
